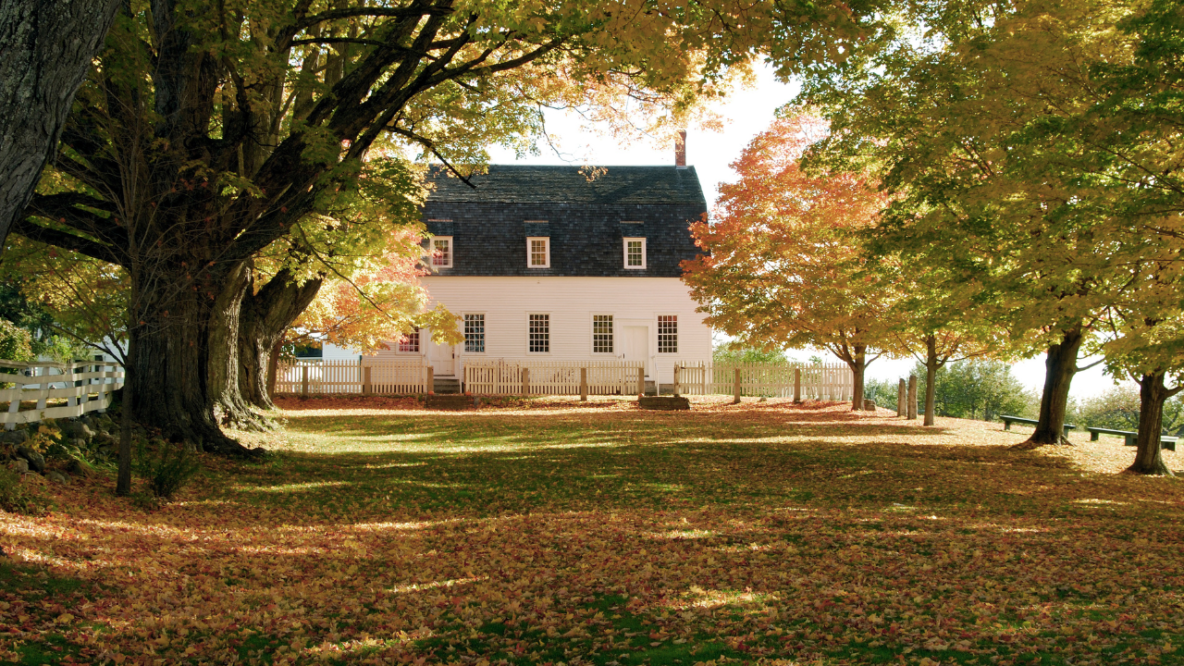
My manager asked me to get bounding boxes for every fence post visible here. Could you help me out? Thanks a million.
[733,368,741,405]
[793,367,801,404]
[301,365,309,397]
[580,368,588,401]
[363,366,372,395]
[522,368,530,395]
[673,364,680,397]
[897,379,906,417]
[907,375,918,420]
[426,366,434,394]
[637,367,645,396]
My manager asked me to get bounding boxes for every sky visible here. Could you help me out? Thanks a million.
[486,65,1121,401]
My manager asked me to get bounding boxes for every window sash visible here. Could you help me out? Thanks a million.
[623,237,645,269]
[528,238,549,267]
[529,314,550,353]
[464,314,485,353]
[398,328,420,353]
[431,237,452,267]
[657,315,677,353]
[592,315,613,353]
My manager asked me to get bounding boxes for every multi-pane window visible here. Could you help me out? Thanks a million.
[398,328,420,353]
[593,315,614,353]
[527,237,550,268]
[464,314,485,353]
[657,316,678,353]
[623,238,646,269]
[431,237,452,268]
[529,314,549,353]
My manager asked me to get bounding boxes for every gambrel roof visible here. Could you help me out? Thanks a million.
[422,165,707,278]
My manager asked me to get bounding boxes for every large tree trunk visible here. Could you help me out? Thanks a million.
[1019,327,1084,448]
[128,266,257,457]
[238,269,323,409]
[0,0,120,251]
[924,334,939,426]
[1128,371,1176,476]
[207,263,268,430]
[843,344,869,411]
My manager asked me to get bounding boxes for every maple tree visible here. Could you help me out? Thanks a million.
[0,0,121,250]
[683,114,904,410]
[798,0,1174,447]
[9,0,874,455]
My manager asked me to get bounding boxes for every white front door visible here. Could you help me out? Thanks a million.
[622,326,649,378]
[428,337,455,376]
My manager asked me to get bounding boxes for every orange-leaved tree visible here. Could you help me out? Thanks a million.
[683,113,904,410]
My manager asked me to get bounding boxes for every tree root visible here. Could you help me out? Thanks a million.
[1125,462,1175,477]
[1011,435,1073,450]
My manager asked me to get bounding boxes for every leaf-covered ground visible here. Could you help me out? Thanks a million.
[3,398,1184,665]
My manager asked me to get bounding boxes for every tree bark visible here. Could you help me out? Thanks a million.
[116,332,135,496]
[238,269,322,409]
[1128,371,1177,476]
[924,334,938,426]
[1019,327,1084,448]
[0,0,120,251]
[840,344,869,410]
[207,263,267,430]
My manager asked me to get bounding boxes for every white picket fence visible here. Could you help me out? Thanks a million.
[674,362,854,401]
[274,359,430,395]
[0,359,125,430]
[464,360,645,396]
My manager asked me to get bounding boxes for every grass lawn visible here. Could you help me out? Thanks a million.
[2,397,1184,665]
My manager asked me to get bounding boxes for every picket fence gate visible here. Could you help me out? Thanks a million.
[0,359,125,430]
[464,360,645,396]
[274,359,430,395]
[673,362,854,401]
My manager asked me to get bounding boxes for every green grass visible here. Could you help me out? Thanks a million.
[5,399,1184,664]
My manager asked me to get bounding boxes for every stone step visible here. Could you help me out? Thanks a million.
[433,377,461,394]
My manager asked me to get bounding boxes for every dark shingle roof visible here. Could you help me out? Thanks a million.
[428,165,706,206]
[422,164,707,278]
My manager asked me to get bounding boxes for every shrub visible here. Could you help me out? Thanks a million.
[0,466,49,515]
[0,318,33,363]
[133,439,202,500]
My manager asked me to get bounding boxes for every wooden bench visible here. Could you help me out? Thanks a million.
[1087,427,1177,451]
[1000,415,1076,438]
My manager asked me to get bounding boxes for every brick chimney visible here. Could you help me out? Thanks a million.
[675,130,687,168]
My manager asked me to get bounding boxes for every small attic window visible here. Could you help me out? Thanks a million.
[620,220,643,224]
[525,219,548,223]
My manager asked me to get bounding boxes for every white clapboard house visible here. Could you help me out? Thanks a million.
[328,151,713,391]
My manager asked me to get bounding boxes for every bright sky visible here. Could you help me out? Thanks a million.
[486,65,1120,400]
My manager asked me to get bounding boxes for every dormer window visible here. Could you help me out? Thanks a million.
[527,237,550,268]
[623,237,646,269]
[431,237,452,268]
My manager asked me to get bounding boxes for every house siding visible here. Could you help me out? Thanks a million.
[368,276,711,385]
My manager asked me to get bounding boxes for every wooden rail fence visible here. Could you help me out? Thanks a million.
[673,362,854,401]
[274,359,430,395]
[464,360,645,396]
[0,359,125,430]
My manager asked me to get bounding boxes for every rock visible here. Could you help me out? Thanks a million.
[66,457,93,477]
[15,445,45,473]
[0,429,28,445]
[73,438,86,450]
[95,431,117,447]
[9,458,28,474]
[79,424,95,441]
[45,470,69,484]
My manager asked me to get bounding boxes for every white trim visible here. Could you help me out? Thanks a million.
[527,237,550,268]
[620,220,643,224]
[431,236,453,269]
[524,219,548,224]
[623,237,646,269]
[590,313,615,355]
[527,312,552,354]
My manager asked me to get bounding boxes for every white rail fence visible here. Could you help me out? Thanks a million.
[674,362,854,401]
[464,360,645,396]
[275,359,430,395]
[0,359,125,430]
